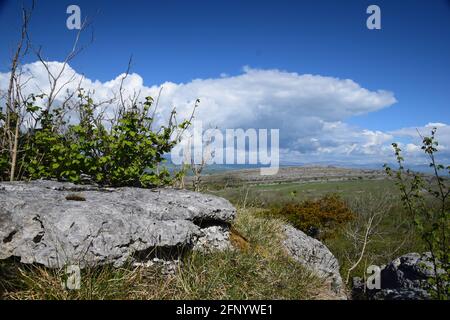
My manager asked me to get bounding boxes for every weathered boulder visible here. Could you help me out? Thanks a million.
[0,181,236,268]
[282,224,346,299]
[352,252,447,300]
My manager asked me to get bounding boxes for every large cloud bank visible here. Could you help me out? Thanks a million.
[1,61,448,166]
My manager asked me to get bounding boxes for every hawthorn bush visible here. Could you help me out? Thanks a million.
[266,194,355,239]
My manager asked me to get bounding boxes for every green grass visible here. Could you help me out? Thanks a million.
[207,178,424,289]
[209,179,398,207]
[325,202,423,284]
[156,209,326,299]
[0,208,328,300]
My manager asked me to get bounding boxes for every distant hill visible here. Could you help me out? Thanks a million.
[184,165,389,187]
[168,162,448,176]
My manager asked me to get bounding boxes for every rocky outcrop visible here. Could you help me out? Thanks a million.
[352,252,446,300]
[0,181,236,268]
[282,224,346,299]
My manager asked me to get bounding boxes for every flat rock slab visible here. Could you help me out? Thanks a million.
[0,181,236,268]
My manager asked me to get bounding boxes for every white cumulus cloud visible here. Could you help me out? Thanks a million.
[2,61,448,165]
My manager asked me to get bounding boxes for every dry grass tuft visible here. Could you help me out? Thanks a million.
[1,208,326,300]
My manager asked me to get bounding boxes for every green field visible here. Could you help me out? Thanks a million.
[208,178,399,207]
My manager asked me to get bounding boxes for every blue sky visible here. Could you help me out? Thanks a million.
[1,0,449,166]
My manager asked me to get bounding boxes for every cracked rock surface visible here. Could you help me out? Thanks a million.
[193,226,232,252]
[0,181,236,268]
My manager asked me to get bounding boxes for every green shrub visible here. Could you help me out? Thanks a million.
[1,91,194,187]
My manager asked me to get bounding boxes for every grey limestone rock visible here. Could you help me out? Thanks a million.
[352,252,447,300]
[0,180,236,268]
[282,224,346,299]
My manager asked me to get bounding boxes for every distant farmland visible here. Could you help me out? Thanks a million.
[185,166,396,206]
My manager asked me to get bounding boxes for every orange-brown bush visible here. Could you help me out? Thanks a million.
[267,194,355,239]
